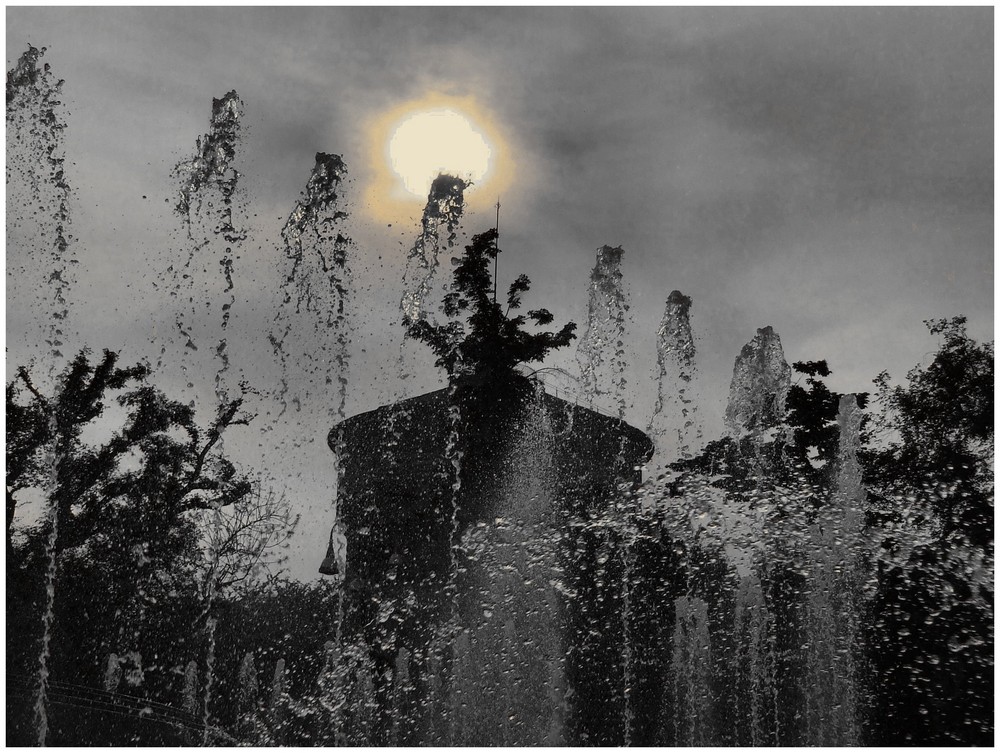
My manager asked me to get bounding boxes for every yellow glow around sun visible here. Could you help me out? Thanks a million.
[389,109,491,197]
[364,92,514,221]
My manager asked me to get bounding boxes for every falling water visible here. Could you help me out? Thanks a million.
[202,616,218,744]
[5,38,993,750]
[732,574,777,746]
[270,152,353,423]
[390,175,466,449]
[165,90,246,405]
[449,383,565,745]
[6,45,76,367]
[7,46,79,746]
[802,394,864,745]
[723,326,791,440]
[576,245,630,418]
[441,366,467,745]
[33,426,61,746]
[648,290,701,464]
[670,595,713,746]
[619,503,643,746]
[389,647,410,744]
[268,155,356,678]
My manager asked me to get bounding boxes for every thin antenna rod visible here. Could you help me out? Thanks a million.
[494,197,500,304]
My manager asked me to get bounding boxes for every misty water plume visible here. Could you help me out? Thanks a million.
[270,152,354,425]
[724,325,791,439]
[576,244,631,418]
[399,175,466,327]
[7,45,75,370]
[648,290,701,464]
[164,90,247,406]
[7,45,79,744]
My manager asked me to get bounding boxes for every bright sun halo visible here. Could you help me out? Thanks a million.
[388,108,492,197]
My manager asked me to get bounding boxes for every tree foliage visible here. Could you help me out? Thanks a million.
[864,317,993,545]
[404,229,577,385]
[7,349,256,559]
[676,359,863,498]
[860,317,993,745]
[786,359,868,484]
[6,349,296,695]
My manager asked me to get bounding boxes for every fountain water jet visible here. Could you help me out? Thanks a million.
[270,152,354,425]
[7,46,80,745]
[165,90,247,406]
[649,290,701,464]
[576,245,630,418]
[6,45,76,369]
[389,175,466,454]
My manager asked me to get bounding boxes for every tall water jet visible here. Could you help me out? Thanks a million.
[269,154,355,636]
[7,46,79,745]
[399,175,466,326]
[157,96,252,741]
[450,383,565,745]
[732,573,778,746]
[201,513,222,744]
[575,244,639,742]
[802,393,865,745]
[390,175,466,449]
[314,639,352,744]
[576,245,630,418]
[181,660,200,744]
[235,651,260,740]
[270,153,353,425]
[6,45,76,369]
[390,177,467,742]
[670,595,713,746]
[724,326,791,441]
[165,90,246,405]
[833,394,866,548]
[648,290,701,464]
[268,658,286,740]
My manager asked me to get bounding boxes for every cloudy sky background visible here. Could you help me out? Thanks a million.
[7,7,993,580]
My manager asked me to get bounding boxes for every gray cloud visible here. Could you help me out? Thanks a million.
[6,7,992,580]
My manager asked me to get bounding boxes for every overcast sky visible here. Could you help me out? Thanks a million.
[7,7,993,580]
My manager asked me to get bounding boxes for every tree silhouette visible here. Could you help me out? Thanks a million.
[6,350,254,558]
[5,350,296,706]
[865,316,993,544]
[860,317,993,745]
[404,228,576,386]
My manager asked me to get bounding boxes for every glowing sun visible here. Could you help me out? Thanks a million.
[389,109,491,197]
[365,93,513,220]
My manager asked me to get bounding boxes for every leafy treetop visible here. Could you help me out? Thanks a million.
[865,316,993,547]
[6,349,254,557]
[405,229,577,385]
[786,359,868,480]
